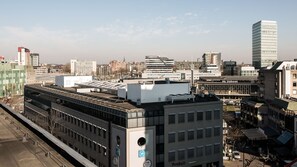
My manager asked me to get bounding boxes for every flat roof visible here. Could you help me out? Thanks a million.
[26,84,139,112]
[198,76,258,82]
[242,128,267,140]
[26,84,219,113]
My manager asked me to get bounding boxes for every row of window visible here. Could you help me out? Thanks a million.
[168,127,221,143]
[168,110,220,124]
[54,109,107,138]
[59,125,107,157]
[168,144,221,162]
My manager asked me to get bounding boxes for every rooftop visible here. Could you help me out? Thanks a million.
[26,83,220,113]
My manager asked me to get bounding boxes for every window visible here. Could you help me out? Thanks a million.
[293,82,297,87]
[178,131,185,142]
[205,128,212,138]
[294,90,297,95]
[168,133,176,143]
[188,112,194,122]
[196,146,203,157]
[93,143,97,151]
[197,129,203,139]
[293,74,297,79]
[205,145,212,156]
[89,140,92,148]
[197,112,203,121]
[206,111,212,120]
[85,123,88,130]
[98,128,101,136]
[188,148,195,159]
[188,130,194,140]
[213,144,220,154]
[103,130,106,138]
[98,145,101,153]
[178,149,185,160]
[214,127,220,136]
[93,126,96,134]
[214,110,220,120]
[178,113,185,123]
[168,151,175,162]
[168,114,175,124]
[103,147,107,156]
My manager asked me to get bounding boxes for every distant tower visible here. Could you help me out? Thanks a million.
[30,53,40,67]
[252,20,277,69]
[17,47,31,65]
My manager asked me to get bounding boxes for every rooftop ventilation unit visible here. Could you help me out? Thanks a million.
[166,94,195,104]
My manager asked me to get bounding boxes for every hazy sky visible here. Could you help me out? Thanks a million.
[1,0,297,64]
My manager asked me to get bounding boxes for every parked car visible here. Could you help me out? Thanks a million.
[233,151,241,159]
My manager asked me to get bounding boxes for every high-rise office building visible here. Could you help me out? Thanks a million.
[17,47,31,66]
[30,53,40,67]
[252,20,277,69]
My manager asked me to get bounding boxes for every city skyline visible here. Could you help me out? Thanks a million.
[1,0,297,64]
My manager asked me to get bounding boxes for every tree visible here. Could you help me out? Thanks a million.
[63,63,71,73]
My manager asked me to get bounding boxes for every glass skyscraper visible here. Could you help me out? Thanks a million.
[252,20,277,69]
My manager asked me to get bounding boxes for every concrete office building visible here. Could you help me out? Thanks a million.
[222,61,237,76]
[195,76,258,102]
[202,52,221,70]
[142,56,220,81]
[237,65,258,76]
[24,78,223,167]
[144,56,175,73]
[258,60,297,100]
[30,53,40,67]
[252,20,277,69]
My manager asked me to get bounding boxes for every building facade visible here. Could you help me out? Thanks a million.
[195,76,258,102]
[222,61,237,76]
[70,59,97,76]
[30,53,40,67]
[17,47,31,66]
[240,98,268,128]
[202,52,221,70]
[24,79,223,167]
[258,61,297,100]
[252,20,277,69]
[0,62,26,97]
[236,65,258,76]
[144,56,175,73]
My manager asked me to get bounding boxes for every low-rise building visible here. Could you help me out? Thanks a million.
[258,60,297,100]
[195,76,258,102]
[240,97,268,128]
[71,59,97,76]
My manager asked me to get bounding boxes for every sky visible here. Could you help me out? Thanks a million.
[1,0,297,64]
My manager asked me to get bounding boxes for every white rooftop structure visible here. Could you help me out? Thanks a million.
[127,80,190,104]
[55,75,93,87]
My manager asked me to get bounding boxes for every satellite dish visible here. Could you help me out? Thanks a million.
[201,86,205,91]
